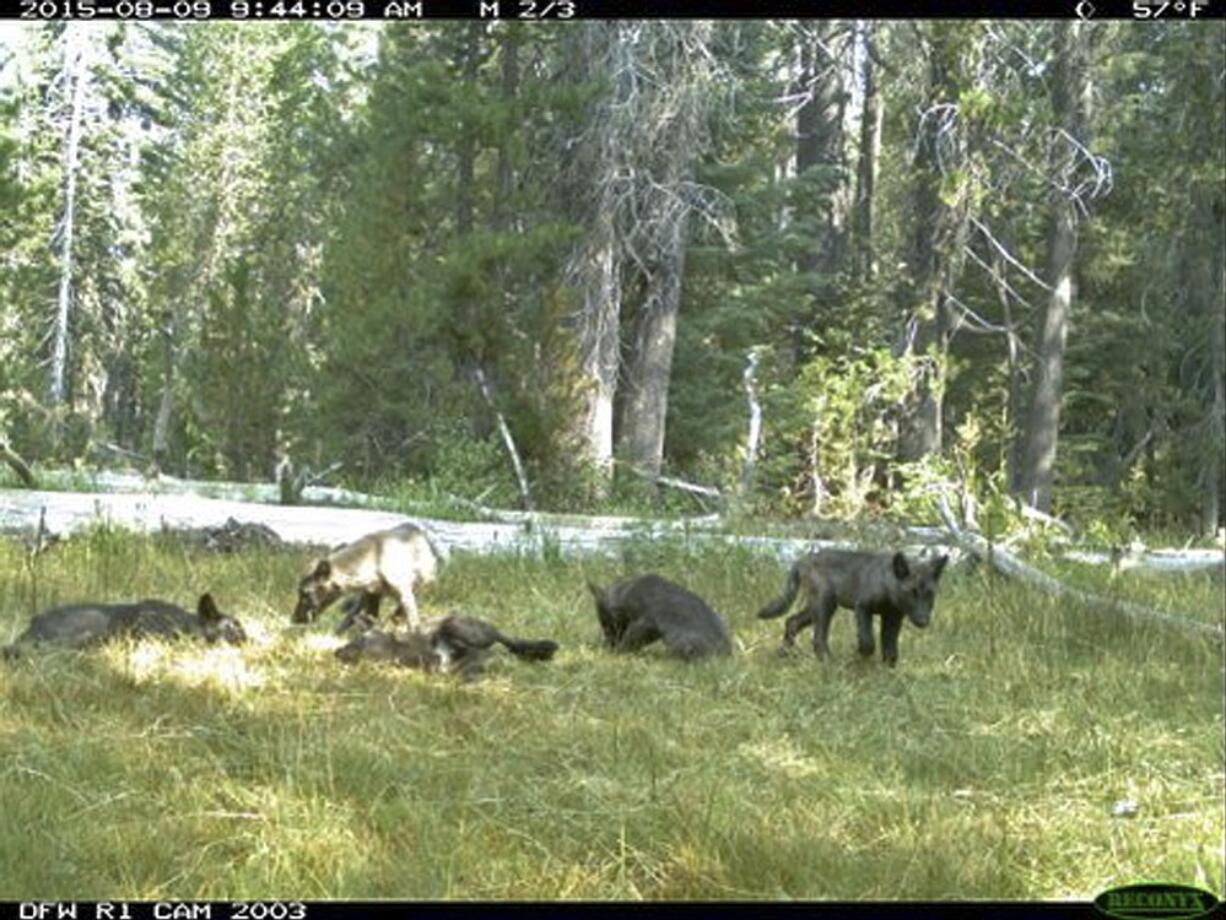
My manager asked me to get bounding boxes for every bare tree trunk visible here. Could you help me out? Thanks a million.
[740,348,763,496]
[572,209,622,487]
[48,26,88,409]
[1015,21,1093,512]
[562,24,631,492]
[616,23,716,487]
[793,21,851,356]
[897,24,976,463]
[495,26,519,229]
[622,212,689,482]
[454,22,484,423]
[0,439,37,488]
[989,248,1028,492]
[455,24,480,239]
[1199,222,1225,536]
[475,367,533,511]
[151,310,176,474]
[852,21,883,284]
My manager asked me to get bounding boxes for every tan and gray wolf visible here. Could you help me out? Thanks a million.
[758,550,949,666]
[292,523,441,633]
[586,574,733,660]
[3,594,247,658]
[334,613,558,680]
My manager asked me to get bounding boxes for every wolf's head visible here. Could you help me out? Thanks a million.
[586,580,624,647]
[889,552,949,628]
[196,593,248,645]
[292,558,344,624]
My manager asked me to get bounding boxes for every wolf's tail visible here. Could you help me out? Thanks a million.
[497,634,559,662]
[757,560,802,619]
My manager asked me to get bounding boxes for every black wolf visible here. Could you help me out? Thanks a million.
[3,594,247,659]
[586,574,733,660]
[758,550,948,666]
[292,523,440,633]
[334,613,558,680]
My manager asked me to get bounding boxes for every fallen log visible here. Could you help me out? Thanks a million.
[5,473,1221,577]
[0,487,951,566]
[1062,547,1225,576]
[935,494,1222,641]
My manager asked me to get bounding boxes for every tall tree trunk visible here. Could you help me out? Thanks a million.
[1203,306,1224,536]
[563,23,630,492]
[48,26,88,410]
[454,22,484,417]
[793,21,850,356]
[616,23,714,486]
[1197,199,1225,536]
[495,26,519,230]
[621,207,690,482]
[1015,21,1092,512]
[852,21,883,283]
[573,206,622,486]
[455,24,480,239]
[152,310,176,474]
[897,24,976,463]
[994,251,1027,490]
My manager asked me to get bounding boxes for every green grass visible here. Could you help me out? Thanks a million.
[0,531,1222,900]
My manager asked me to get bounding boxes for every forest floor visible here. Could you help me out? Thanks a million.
[0,529,1222,900]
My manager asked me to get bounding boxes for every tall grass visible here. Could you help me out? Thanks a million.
[0,530,1222,900]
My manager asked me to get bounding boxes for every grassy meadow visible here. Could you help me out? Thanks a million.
[0,527,1222,900]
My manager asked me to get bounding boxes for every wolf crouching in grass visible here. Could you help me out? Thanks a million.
[334,613,558,680]
[292,522,441,633]
[758,550,949,667]
[2,593,247,659]
[587,574,733,660]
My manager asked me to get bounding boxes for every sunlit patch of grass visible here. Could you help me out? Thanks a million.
[0,530,1222,899]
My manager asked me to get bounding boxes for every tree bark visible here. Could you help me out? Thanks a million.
[740,348,763,496]
[852,21,883,284]
[49,26,88,409]
[495,25,519,230]
[563,24,629,492]
[0,439,37,488]
[1199,215,1225,536]
[151,310,177,474]
[475,366,534,511]
[793,21,850,356]
[572,207,622,487]
[1015,22,1092,512]
[896,24,975,463]
[455,24,481,239]
[621,211,689,483]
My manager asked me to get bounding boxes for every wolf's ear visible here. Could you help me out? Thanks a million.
[586,580,604,602]
[891,552,910,580]
[312,559,332,580]
[197,593,221,622]
[931,554,949,581]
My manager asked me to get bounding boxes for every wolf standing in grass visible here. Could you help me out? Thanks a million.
[292,523,440,633]
[758,550,948,666]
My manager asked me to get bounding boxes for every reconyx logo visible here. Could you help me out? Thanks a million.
[1094,882,1222,920]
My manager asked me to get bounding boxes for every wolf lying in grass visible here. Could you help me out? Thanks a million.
[587,574,732,660]
[2,593,247,659]
[758,550,948,666]
[334,613,558,680]
[292,522,440,633]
